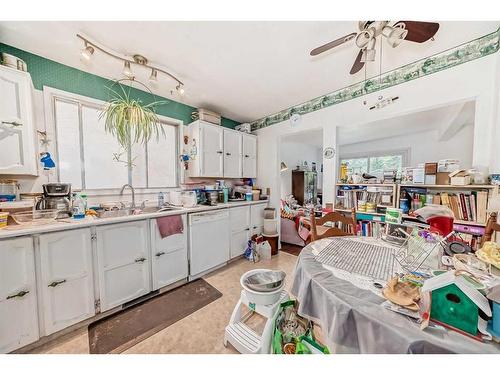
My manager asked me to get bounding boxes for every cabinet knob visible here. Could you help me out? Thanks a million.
[226,152,231,156]
[217,151,223,154]
[155,251,166,257]
[135,257,147,263]
[1,120,22,127]
[7,290,30,299]
[244,155,250,158]
[48,279,67,288]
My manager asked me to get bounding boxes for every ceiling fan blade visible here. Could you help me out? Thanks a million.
[349,49,365,75]
[310,33,357,56]
[394,21,440,43]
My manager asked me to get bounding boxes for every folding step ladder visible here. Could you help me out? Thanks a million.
[224,289,289,354]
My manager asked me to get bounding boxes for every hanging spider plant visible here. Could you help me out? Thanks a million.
[100,81,167,150]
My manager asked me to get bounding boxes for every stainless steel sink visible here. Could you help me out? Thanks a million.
[95,206,180,219]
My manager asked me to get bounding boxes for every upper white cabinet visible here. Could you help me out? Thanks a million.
[150,216,188,290]
[0,237,39,353]
[189,120,257,178]
[96,221,151,312]
[38,229,95,335]
[223,129,242,178]
[0,65,38,175]
[242,134,257,178]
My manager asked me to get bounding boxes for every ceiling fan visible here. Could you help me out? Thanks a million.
[310,21,440,75]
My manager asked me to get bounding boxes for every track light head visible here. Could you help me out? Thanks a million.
[176,84,185,96]
[149,69,158,83]
[122,61,134,78]
[81,44,94,60]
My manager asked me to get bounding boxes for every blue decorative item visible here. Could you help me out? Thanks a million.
[244,240,254,260]
[40,152,55,170]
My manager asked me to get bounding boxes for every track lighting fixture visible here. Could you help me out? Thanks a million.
[122,61,134,78]
[81,44,94,60]
[149,68,158,83]
[76,34,185,93]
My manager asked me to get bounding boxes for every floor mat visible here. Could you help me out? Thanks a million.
[88,279,222,353]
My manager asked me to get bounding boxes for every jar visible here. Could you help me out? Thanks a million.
[0,180,19,202]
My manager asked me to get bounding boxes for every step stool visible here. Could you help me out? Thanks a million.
[224,289,289,354]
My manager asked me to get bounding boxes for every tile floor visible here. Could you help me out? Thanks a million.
[29,251,299,354]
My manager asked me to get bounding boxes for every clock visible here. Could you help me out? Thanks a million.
[323,147,335,159]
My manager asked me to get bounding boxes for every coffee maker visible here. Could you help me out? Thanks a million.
[35,183,72,218]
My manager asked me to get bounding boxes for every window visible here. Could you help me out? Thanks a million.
[340,150,408,177]
[48,88,180,190]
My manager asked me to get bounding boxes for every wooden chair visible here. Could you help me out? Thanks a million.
[481,212,500,247]
[309,209,357,242]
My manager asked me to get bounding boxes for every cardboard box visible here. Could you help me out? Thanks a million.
[449,169,472,186]
[436,172,450,185]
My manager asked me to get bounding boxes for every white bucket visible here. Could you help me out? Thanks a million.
[240,269,285,305]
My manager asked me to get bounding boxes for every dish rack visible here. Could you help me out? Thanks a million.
[393,228,452,272]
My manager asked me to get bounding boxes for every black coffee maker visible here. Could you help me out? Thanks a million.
[35,183,72,218]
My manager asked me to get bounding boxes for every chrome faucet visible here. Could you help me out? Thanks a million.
[119,184,135,209]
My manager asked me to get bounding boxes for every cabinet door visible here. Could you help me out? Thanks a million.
[0,66,37,175]
[150,216,188,290]
[0,237,39,353]
[96,221,151,312]
[242,135,257,178]
[223,129,242,178]
[230,206,250,232]
[251,203,267,231]
[38,229,95,335]
[230,230,250,259]
[200,123,224,177]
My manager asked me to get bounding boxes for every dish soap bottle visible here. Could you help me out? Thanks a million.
[72,193,86,219]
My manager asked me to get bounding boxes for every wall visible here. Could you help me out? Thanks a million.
[280,141,322,199]
[0,43,240,129]
[339,124,475,169]
[255,53,500,220]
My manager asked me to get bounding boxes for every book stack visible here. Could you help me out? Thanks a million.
[336,189,366,210]
[356,221,384,237]
[435,191,488,223]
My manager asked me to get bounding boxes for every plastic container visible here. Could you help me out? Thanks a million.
[252,190,260,201]
[72,193,86,219]
[245,192,253,201]
[0,212,9,228]
[240,269,285,305]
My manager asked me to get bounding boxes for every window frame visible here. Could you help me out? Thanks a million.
[43,86,183,193]
[339,148,410,176]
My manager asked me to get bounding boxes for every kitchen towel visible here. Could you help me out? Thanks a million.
[156,215,183,238]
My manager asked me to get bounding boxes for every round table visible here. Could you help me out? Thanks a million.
[291,237,500,354]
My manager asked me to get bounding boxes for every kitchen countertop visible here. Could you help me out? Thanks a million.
[0,200,269,240]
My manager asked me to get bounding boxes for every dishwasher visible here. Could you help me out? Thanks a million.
[188,210,230,279]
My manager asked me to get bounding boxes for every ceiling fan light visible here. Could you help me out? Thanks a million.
[122,61,134,78]
[355,28,375,49]
[361,48,376,62]
[387,26,408,48]
[81,45,94,60]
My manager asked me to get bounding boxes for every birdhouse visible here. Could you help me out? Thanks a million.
[421,271,491,339]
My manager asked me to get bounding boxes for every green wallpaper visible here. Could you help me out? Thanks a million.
[0,43,240,129]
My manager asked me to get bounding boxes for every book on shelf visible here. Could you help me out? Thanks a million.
[356,220,384,237]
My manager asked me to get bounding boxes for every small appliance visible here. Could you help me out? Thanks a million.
[35,183,72,218]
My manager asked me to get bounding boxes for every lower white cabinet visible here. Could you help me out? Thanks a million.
[150,216,188,290]
[229,206,250,259]
[96,221,151,312]
[38,229,95,335]
[251,203,267,236]
[0,237,39,353]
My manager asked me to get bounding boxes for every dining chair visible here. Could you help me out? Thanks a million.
[309,209,357,241]
[481,212,500,247]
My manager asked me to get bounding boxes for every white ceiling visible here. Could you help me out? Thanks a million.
[338,100,475,145]
[0,21,497,122]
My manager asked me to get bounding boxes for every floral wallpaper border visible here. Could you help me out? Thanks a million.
[250,27,500,132]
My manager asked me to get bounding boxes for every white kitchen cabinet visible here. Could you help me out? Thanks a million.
[223,129,242,178]
[96,221,151,312]
[242,134,257,178]
[250,203,267,236]
[0,237,39,353]
[229,206,251,259]
[189,120,224,177]
[0,65,38,175]
[150,215,188,290]
[38,229,95,335]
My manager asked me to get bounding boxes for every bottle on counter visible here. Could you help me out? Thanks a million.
[72,193,86,219]
[157,192,164,207]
